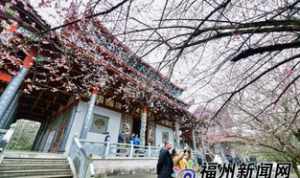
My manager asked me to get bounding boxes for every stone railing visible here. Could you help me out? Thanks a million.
[68,136,95,178]
[68,138,206,177]
[0,123,16,163]
[0,130,7,144]
[68,138,161,177]
[79,140,161,159]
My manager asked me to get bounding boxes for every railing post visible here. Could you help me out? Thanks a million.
[0,123,16,164]
[85,159,95,178]
[0,123,16,149]
[104,141,110,158]
[129,143,134,158]
[148,146,151,157]
[84,154,94,178]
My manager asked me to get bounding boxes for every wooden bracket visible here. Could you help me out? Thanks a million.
[143,106,148,113]
[91,86,99,94]
[0,71,12,83]
[23,50,36,69]
[8,22,18,32]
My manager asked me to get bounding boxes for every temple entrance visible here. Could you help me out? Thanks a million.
[0,90,76,154]
[6,119,40,151]
[132,117,141,138]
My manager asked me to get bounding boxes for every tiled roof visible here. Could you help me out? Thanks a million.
[0,0,191,118]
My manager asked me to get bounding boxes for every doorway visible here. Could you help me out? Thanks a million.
[132,117,141,137]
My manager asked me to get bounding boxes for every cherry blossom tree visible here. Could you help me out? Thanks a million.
[3,1,300,164]
[226,66,300,177]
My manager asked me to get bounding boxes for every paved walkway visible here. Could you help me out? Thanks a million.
[107,173,298,178]
[108,175,155,178]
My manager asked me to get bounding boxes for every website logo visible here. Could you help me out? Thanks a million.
[177,169,196,178]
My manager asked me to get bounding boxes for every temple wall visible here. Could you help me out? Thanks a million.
[155,125,175,147]
[65,101,122,153]
[88,104,121,143]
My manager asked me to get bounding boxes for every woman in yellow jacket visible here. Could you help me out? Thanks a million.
[171,149,186,177]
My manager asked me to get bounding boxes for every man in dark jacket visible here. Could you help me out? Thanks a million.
[156,142,173,178]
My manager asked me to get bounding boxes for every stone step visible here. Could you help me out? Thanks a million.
[0,169,72,177]
[9,175,73,178]
[0,163,70,170]
[0,152,73,178]
[0,160,69,165]
[4,151,66,159]
[2,158,68,164]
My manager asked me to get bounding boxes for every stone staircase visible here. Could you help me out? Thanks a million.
[0,151,73,178]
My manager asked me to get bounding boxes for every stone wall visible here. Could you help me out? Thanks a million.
[92,158,157,177]
[7,119,40,151]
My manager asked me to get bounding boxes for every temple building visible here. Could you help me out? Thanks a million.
[0,0,194,154]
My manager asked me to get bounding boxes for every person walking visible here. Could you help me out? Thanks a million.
[156,142,174,178]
